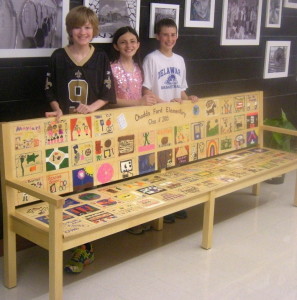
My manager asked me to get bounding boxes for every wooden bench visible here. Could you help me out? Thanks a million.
[1,91,297,299]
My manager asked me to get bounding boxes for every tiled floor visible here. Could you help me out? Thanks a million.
[1,171,297,300]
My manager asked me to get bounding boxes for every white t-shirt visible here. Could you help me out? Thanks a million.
[142,50,188,102]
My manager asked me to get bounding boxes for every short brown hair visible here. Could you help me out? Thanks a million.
[154,18,177,35]
[66,6,99,44]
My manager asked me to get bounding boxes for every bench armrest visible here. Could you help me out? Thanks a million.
[262,125,297,137]
[5,178,64,207]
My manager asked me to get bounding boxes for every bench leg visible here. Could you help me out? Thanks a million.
[151,218,163,230]
[252,183,260,196]
[4,227,17,289]
[3,186,17,288]
[201,192,215,250]
[49,247,63,300]
[49,203,63,300]
[294,170,297,207]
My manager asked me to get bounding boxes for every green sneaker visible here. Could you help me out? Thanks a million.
[64,244,95,274]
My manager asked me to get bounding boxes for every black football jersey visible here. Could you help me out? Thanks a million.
[45,45,116,114]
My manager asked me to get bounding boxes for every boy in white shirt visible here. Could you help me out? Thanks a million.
[142,18,198,103]
[143,18,198,223]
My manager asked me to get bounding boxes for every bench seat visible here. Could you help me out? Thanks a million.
[13,147,297,251]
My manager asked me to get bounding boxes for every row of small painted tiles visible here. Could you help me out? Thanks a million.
[13,93,260,149]
[13,115,259,181]
[15,128,258,204]
[16,125,259,176]
[16,148,297,237]
[13,110,259,152]
[12,93,261,152]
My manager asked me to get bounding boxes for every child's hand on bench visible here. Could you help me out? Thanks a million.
[45,110,63,122]
[169,95,199,104]
[188,95,199,103]
[170,98,183,103]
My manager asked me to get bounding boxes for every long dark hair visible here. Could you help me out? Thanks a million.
[110,26,143,74]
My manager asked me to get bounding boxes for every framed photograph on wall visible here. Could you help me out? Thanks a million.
[221,0,263,46]
[0,0,69,58]
[184,0,216,28]
[263,41,291,79]
[149,3,180,38]
[284,0,297,8]
[266,0,283,27]
[84,0,141,43]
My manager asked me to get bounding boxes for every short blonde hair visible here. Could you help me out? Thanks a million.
[66,6,99,44]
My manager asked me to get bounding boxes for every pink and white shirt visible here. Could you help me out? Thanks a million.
[111,61,143,101]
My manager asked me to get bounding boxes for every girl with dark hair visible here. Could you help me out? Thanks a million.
[110,27,156,234]
[110,26,156,107]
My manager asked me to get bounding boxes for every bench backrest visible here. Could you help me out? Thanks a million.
[0,91,263,207]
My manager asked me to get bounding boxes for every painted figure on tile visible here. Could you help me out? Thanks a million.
[120,159,134,178]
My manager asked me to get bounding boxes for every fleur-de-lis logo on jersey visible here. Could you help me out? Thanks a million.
[75,70,82,79]
[104,71,112,89]
[45,72,52,90]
